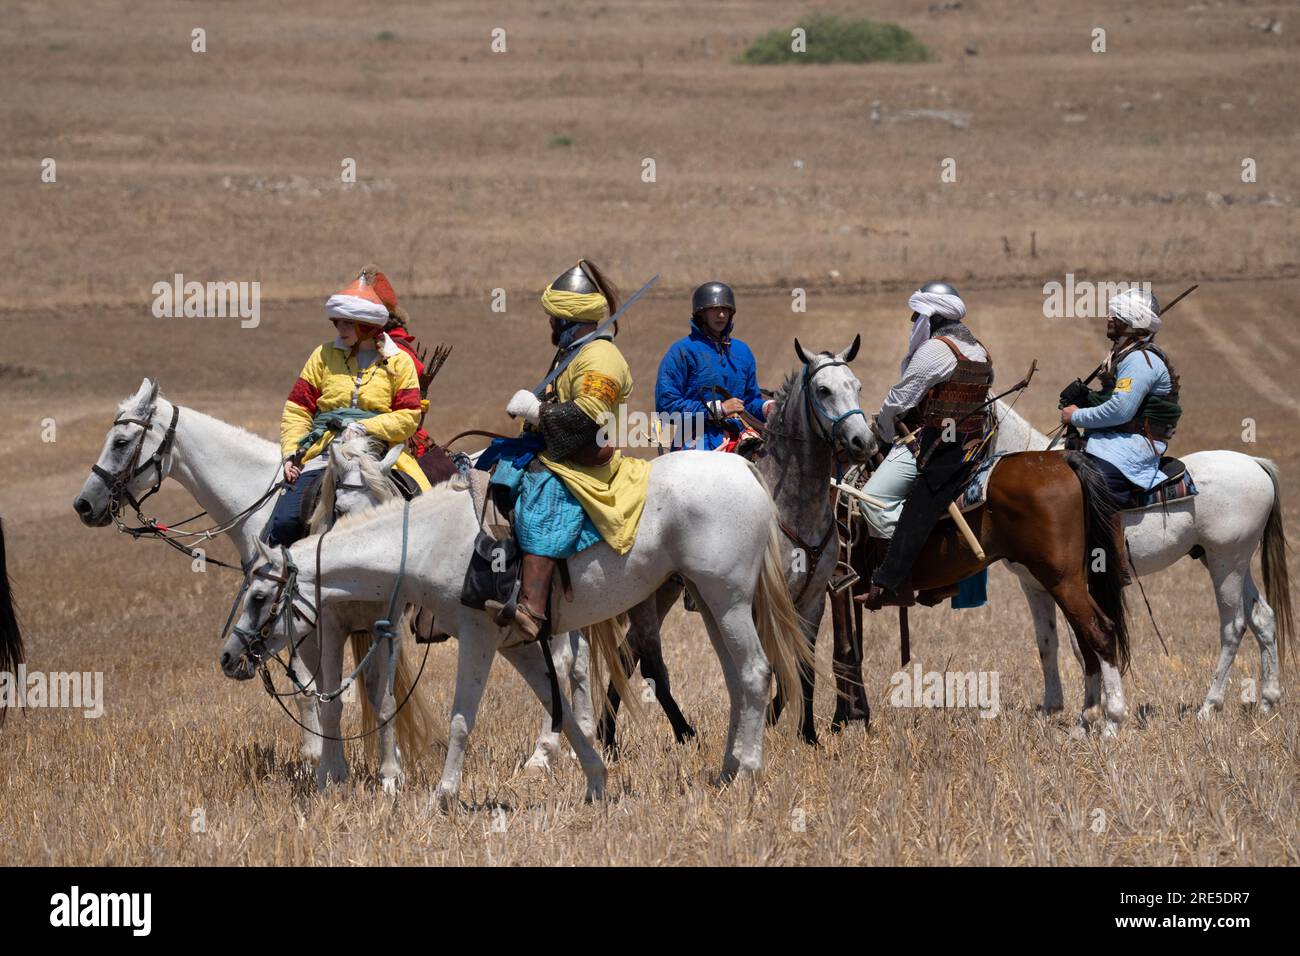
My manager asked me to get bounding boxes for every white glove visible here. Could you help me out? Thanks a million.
[507,389,542,425]
[762,399,776,419]
[707,400,725,419]
[342,423,368,441]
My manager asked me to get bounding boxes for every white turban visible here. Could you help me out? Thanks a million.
[907,289,966,322]
[901,288,967,373]
[1108,288,1161,333]
[325,292,389,326]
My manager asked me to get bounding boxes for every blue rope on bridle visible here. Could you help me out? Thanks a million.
[802,358,868,476]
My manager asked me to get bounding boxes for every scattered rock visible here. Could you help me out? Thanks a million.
[965,42,978,55]
[1249,16,1282,34]
[1063,113,1088,123]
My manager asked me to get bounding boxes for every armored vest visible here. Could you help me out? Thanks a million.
[916,336,994,432]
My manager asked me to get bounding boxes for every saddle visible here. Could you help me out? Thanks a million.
[1124,456,1196,510]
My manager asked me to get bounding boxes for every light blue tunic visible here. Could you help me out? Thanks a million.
[1070,348,1172,489]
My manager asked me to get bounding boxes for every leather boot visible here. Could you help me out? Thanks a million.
[491,553,555,649]
[856,538,915,610]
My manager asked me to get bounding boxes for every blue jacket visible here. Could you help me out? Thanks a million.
[656,320,767,450]
[1072,347,1172,489]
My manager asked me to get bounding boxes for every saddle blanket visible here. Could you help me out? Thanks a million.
[957,452,1198,513]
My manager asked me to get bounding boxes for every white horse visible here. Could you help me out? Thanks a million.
[322,437,599,783]
[221,451,811,808]
[73,379,431,790]
[992,400,1291,717]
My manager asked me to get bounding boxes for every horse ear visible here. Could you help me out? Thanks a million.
[793,339,811,366]
[378,443,404,472]
[254,536,274,567]
[838,334,861,364]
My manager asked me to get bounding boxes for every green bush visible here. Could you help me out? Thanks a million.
[374,31,398,43]
[549,135,574,148]
[737,15,931,65]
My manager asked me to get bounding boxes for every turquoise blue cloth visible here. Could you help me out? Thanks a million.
[491,458,603,559]
[951,570,988,609]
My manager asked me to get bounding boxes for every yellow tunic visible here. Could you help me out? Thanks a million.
[280,336,432,491]
[540,337,650,554]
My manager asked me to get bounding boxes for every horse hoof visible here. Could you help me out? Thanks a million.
[434,785,457,813]
[519,761,550,780]
[1101,721,1120,740]
[1196,703,1219,722]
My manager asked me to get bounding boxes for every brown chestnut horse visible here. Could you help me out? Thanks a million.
[822,449,1132,736]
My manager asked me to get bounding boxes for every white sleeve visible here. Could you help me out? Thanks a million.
[876,340,959,440]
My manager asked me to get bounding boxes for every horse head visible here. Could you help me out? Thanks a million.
[790,335,876,462]
[219,537,312,681]
[74,377,175,526]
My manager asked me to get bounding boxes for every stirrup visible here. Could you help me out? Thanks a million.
[486,600,545,649]
[828,568,860,594]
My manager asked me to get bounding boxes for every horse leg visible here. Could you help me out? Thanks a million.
[694,582,769,782]
[315,625,348,790]
[689,584,745,779]
[435,628,496,811]
[1039,573,1118,736]
[523,630,575,775]
[363,633,403,794]
[500,642,607,803]
[831,589,869,731]
[1018,574,1065,714]
[290,629,324,763]
[1243,571,1282,714]
[793,592,825,745]
[1198,552,1252,720]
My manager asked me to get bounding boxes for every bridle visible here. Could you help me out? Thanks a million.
[228,549,319,671]
[91,399,284,572]
[92,401,179,515]
[226,498,428,743]
[801,356,869,454]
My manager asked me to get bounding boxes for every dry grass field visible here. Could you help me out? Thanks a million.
[1,0,1298,866]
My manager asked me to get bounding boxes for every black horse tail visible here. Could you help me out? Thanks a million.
[0,518,25,724]
[1064,452,1131,673]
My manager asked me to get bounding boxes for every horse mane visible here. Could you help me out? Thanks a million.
[122,391,279,453]
[328,479,464,532]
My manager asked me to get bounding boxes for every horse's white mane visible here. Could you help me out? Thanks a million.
[328,478,464,532]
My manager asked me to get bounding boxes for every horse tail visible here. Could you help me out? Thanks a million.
[584,613,636,722]
[0,518,24,725]
[1064,451,1131,672]
[744,462,820,730]
[350,622,440,764]
[1254,458,1291,666]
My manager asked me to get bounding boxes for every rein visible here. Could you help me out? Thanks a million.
[95,403,283,572]
[231,498,426,742]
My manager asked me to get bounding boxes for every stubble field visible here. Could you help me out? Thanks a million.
[1,0,1297,865]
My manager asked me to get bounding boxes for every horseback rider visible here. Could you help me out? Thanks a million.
[487,259,652,647]
[1059,287,1180,579]
[267,267,431,547]
[655,281,775,451]
[859,281,994,609]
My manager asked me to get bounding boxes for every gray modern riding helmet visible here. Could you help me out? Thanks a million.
[910,279,960,322]
[692,281,736,316]
[550,263,599,295]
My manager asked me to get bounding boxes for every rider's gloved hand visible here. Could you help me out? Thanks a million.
[1059,378,1089,409]
[507,389,542,425]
